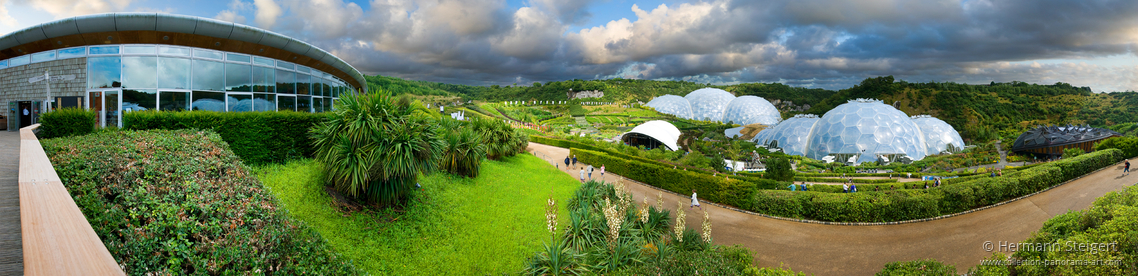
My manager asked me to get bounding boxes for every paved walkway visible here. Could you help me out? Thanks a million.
[0,130,22,274]
[528,142,1136,275]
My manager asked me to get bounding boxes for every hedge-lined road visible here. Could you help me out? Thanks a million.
[527,142,1135,276]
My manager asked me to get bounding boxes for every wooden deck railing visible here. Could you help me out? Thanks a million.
[19,124,124,275]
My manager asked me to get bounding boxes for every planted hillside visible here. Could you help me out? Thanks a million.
[41,129,360,274]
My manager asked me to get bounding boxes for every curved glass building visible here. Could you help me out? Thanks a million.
[2,13,366,129]
[684,88,736,121]
[911,115,965,155]
[804,99,927,163]
[645,94,693,119]
[722,95,781,126]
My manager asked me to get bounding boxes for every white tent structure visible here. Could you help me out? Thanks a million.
[621,120,682,151]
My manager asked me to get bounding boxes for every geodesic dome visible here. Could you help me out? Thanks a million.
[911,115,965,155]
[621,120,682,151]
[645,95,693,119]
[757,114,820,156]
[804,99,927,163]
[684,88,736,121]
[722,96,781,126]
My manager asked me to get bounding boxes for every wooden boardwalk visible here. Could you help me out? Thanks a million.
[0,130,21,274]
[18,125,123,276]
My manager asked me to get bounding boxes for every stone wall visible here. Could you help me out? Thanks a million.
[0,57,87,105]
[567,90,603,99]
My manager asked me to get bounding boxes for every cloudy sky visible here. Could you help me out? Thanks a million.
[1,0,1136,92]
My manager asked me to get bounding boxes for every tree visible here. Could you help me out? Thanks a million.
[438,119,487,178]
[764,156,794,182]
[310,90,444,206]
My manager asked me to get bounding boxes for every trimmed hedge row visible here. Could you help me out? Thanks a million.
[571,148,784,209]
[793,177,898,184]
[751,149,1124,222]
[533,135,771,183]
[124,111,331,165]
[39,108,96,138]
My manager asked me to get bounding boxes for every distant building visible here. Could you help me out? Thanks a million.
[1011,125,1121,157]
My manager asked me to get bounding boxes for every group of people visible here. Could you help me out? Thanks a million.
[564,155,604,182]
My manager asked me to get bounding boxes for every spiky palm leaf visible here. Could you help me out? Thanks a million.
[439,122,486,178]
[310,90,443,206]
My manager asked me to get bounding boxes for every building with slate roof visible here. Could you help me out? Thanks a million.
[1011,124,1121,157]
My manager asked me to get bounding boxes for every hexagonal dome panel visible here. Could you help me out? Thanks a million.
[804,99,927,163]
[722,95,782,126]
[754,114,819,156]
[645,95,693,119]
[684,88,736,121]
[911,115,965,155]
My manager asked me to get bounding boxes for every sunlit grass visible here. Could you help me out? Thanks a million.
[255,154,580,275]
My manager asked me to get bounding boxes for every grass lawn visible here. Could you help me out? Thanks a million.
[255,154,581,275]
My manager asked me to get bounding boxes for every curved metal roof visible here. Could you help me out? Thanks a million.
[621,120,681,151]
[0,12,366,92]
[1011,124,1120,152]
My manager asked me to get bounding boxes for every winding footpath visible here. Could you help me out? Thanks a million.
[527,142,1136,275]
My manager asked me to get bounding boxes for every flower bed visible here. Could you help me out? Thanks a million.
[42,129,360,274]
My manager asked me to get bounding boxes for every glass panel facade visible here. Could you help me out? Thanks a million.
[9,55,28,66]
[58,47,85,58]
[297,96,311,113]
[295,73,310,95]
[89,46,119,55]
[191,91,225,111]
[122,56,157,88]
[275,69,295,94]
[276,61,294,70]
[193,49,223,60]
[225,63,252,92]
[277,95,296,111]
[123,45,157,55]
[252,66,274,92]
[31,51,55,62]
[228,93,253,112]
[158,57,190,89]
[227,53,250,63]
[253,93,275,111]
[322,97,332,112]
[159,91,190,111]
[253,56,273,66]
[313,97,323,113]
[312,77,324,96]
[192,59,224,91]
[88,56,121,89]
[123,89,156,112]
[159,46,191,56]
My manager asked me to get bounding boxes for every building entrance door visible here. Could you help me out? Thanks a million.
[17,101,32,128]
[88,89,122,128]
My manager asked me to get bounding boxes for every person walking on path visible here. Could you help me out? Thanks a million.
[587,165,594,180]
[600,165,606,178]
[564,156,570,170]
[579,168,585,182]
[1125,160,1131,175]
[690,190,702,210]
[572,155,578,169]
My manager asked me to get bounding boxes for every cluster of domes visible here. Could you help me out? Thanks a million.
[646,88,781,125]
[754,99,965,163]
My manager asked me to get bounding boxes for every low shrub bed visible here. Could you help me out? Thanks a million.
[752,149,1122,222]
[124,110,330,165]
[534,135,771,183]
[793,176,898,184]
[39,107,96,138]
[571,148,782,209]
[42,129,359,274]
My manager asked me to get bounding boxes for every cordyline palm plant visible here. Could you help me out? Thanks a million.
[470,117,525,160]
[309,90,443,206]
[438,119,486,178]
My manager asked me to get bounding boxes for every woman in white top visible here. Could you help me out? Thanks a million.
[579,168,585,182]
[690,189,701,210]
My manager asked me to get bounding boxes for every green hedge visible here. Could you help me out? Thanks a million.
[571,148,785,209]
[124,111,330,165]
[39,108,96,138]
[750,149,1123,222]
[793,176,898,184]
[1093,136,1138,158]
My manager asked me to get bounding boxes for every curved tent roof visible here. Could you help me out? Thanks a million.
[1011,124,1121,152]
[621,120,682,151]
